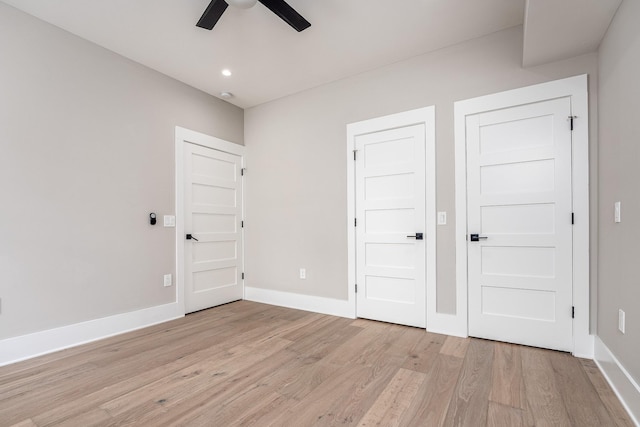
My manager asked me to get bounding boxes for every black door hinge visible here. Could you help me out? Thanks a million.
[354,218,357,227]
[572,306,575,319]
[241,220,244,228]
[241,168,245,176]
[242,272,245,280]
[572,213,575,225]
[355,284,358,293]
[569,116,577,131]
[353,150,357,161]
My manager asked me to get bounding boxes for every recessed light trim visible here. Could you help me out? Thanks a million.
[221,69,232,77]
[220,92,234,99]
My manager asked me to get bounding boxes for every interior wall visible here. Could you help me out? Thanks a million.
[597,0,640,383]
[0,3,243,340]
[244,26,599,316]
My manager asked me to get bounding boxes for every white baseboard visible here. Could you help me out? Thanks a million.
[0,302,183,367]
[594,336,640,426]
[573,333,595,359]
[244,287,355,319]
[427,312,468,338]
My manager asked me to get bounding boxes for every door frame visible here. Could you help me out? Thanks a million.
[175,126,245,315]
[453,75,592,357]
[346,107,437,327]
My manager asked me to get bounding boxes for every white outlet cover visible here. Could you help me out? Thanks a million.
[619,309,625,334]
[614,202,621,223]
[299,268,306,279]
[164,274,172,287]
[437,212,447,225]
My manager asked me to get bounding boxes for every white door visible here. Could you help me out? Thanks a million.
[466,97,573,351]
[355,124,426,328]
[184,142,243,313]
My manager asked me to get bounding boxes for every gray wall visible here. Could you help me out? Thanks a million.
[598,0,640,383]
[0,4,243,339]
[244,26,599,316]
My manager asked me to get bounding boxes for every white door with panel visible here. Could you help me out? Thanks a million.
[355,124,426,328]
[184,143,243,314]
[466,97,573,351]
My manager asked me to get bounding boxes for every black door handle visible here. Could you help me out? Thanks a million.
[406,233,424,240]
[186,234,199,241]
[470,234,488,241]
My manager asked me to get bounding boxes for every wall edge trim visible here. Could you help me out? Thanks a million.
[244,287,355,319]
[0,303,183,367]
[594,336,640,426]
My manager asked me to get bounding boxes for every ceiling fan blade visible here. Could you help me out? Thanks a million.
[258,0,311,32]
[196,0,229,30]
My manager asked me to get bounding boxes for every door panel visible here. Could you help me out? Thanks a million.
[466,97,573,352]
[356,125,426,328]
[185,143,243,313]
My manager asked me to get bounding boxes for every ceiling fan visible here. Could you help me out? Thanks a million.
[196,0,311,32]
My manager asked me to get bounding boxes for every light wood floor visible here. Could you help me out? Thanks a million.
[0,301,633,427]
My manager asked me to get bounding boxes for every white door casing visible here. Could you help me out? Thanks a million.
[454,75,592,357]
[175,127,245,315]
[466,98,573,351]
[347,107,436,329]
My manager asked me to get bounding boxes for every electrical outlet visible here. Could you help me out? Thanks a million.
[437,212,447,225]
[299,268,306,279]
[164,274,172,287]
[619,309,625,334]
[614,202,621,223]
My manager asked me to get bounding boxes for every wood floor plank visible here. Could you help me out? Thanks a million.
[31,334,277,426]
[400,354,464,426]
[580,358,636,427]
[442,338,494,427]
[29,315,296,426]
[440,335,470,359]
[0,300,263,381]
[22,319,291,426]
[489,342,525,409]
[100,337,293,422]
[0,301,266,401]
[264,341,408,426]
[328,356,407,425]
[357,368,426,427]
[548,351,617,426]
[401,331,445,373]
[487,401,524,427]
[276,358,340,401]
[0,301,634,427]
[8,420,37,427]
[52,408,114,427]
[521,347,572,426]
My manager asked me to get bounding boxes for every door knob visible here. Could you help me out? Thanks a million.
[406,233,424,240]
[469,234,488,241]
[186,234,199,241]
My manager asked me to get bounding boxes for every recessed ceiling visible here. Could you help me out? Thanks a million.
[1,0,526,108]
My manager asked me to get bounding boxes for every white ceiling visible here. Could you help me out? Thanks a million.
[1,0,525,108]
[1,0,622,108]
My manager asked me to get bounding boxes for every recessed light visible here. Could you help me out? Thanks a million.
[221,69,232,77]
[220,92,234,99]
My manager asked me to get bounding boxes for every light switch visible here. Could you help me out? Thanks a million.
[437,212,447,225]
[163,274,172,287]
[614,202,621,223]
[164,215,176,227]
